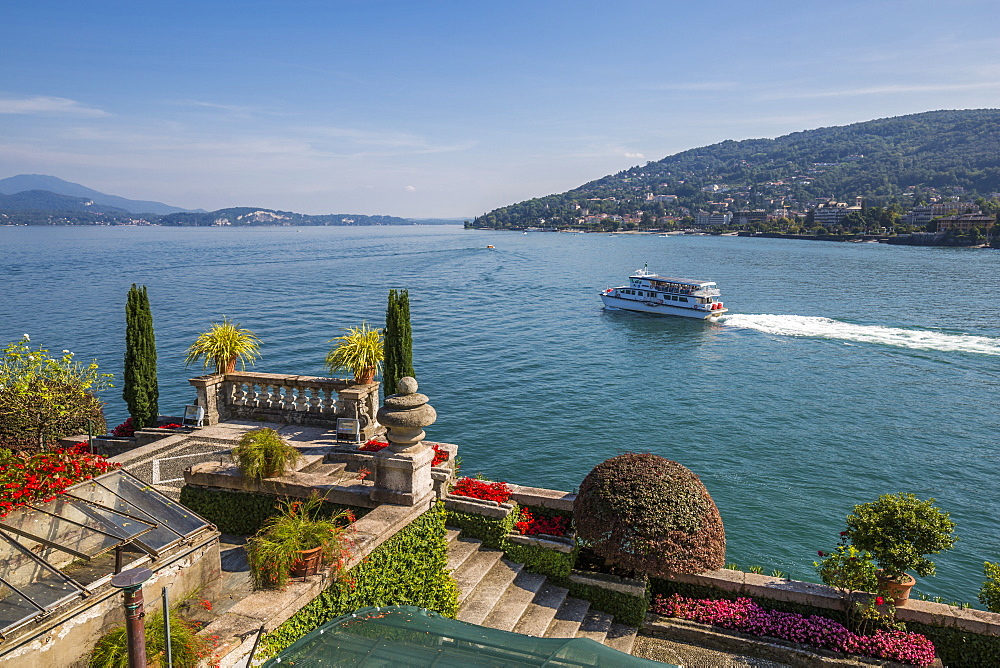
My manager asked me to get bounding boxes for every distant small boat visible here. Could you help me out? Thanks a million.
[486,245,495,249]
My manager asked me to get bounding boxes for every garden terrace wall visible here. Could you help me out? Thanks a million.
[653,569,1000,667]
[198,498,457,667]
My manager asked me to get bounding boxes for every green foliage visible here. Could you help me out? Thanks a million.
[90,608,210,668]
[324,322,384,381]
[845,493,957,580]
[0,336,111,452]
[978,561,1000,613]
[257,502,458,659]
[815,544,879,595]
[184,316,261,374]
[574,453,726,576]
[179,485,365,536]
[444,506,518,548]
[905,621,1000,668]
[563,575,649,627]
[246,495,353,590]
[506,542,578,580]
[233,427,299,478]
[123,284,158,429]
[383,289,415,395]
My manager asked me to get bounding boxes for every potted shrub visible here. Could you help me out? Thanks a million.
[246,495,352,589]
[233,427,299,478]
[184,316,261,374]
[844,492,957,605]
[325,322,383,384]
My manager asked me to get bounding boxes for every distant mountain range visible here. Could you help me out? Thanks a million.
[472,109,1000,229]
[0,174,195,215]
[0,174,425,226]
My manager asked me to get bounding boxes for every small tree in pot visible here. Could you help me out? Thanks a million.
[325,322,383,384]
[233,427,299,478]
[246,495,353,589]
[844,492,957,605]
[184,316,261,375]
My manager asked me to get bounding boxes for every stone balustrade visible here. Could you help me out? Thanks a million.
[189,371,380,436]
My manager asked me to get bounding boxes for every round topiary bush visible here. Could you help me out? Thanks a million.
[574,453,725,576]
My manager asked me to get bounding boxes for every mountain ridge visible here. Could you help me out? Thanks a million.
[472,109,1000,229]
[0,174,196,215]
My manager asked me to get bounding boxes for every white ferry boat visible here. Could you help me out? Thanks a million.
[600,265,728,319]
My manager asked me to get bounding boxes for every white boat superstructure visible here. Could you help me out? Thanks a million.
[599,265,728,319]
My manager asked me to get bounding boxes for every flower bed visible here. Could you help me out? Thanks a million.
[112,417,135,437]
[159,422,184,429]
[515,507,570,537]
[451,477,511,504]
[359,439,448,466]
[0,442,120,517]
[651,594,936,666]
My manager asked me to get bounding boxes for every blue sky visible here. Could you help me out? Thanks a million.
[2,0,999,217]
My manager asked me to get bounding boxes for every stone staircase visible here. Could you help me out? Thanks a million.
[446,528,639,655]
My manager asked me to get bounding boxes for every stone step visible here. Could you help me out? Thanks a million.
[604,622,639,656]
[543,596,590,638]
[452,546,505,604]
[456,559,523,625]
[308,462,347,477]
[481,571,547,632]
[575,607,614,644]
[511,582,569,637]
[294,454,326,473]
[446,536,483,573]
[445,528,461,544]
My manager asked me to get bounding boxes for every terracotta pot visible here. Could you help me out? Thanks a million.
[222,356,237,374]
[354,366,376,384]
[289,545,324,578]
[878,571,916,606]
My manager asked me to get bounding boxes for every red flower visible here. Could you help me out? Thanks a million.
[817,550,825,557]
[452,477,512,504]
[875,596,885,606]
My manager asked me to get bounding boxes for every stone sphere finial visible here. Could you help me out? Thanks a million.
[377,377,436,453]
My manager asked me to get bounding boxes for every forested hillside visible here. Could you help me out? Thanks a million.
[472,109,1000,229]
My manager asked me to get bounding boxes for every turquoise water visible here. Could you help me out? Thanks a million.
[2,225,998,603]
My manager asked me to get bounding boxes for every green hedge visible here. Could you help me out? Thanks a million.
[179,485,367,536]
[562,574,649,628]
[258,502,458,659]
[506,542,578,580]
[445,505,518,548]
[650,575,1000,667]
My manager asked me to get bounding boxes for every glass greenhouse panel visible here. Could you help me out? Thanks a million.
[41,497,156,542]
[68,479,185,551]
[92,471,209,538]
[0,533,82,633]
[0,505,121,559]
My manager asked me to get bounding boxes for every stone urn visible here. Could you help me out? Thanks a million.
[370,377,437,505]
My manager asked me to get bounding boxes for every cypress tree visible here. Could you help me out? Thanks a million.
[383,289,414,396]
[123,284,159,428]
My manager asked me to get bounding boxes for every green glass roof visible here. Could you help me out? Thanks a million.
[263,606,672,667]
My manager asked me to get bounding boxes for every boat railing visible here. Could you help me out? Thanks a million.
[694,288,721,297]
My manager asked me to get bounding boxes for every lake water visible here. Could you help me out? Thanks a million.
[2,224,998,603]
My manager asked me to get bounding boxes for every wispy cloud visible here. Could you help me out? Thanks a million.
[762,81,1000,100]
[0,95,107,117]
[405,185,416,192]
[623,152,644,159]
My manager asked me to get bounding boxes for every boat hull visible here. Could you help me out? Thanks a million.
[600,294,727,320]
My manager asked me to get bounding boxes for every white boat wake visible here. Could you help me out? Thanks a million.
[721,314,1000,356]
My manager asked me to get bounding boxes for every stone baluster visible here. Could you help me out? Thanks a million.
[233,381,248,406]
[282,383,296,411]
[371,377,436,506]
[308,386,322,414]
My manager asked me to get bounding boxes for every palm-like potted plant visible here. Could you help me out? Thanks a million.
[844,492,957,605]
[233,427,299,478]
[184,316,261,375]
[325,322,383,384]
[246,495,352,589]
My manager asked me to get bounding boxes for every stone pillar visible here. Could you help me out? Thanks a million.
[371,377,436,506]
[188,374,227,425]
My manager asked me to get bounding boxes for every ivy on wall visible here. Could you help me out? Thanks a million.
[258,502,458,659]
